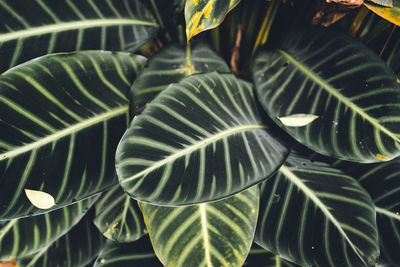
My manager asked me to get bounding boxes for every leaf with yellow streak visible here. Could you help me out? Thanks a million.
[364,0,400,26]
[185,0,241,40]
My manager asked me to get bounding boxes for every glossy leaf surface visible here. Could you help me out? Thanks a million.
[0,51,146,219]
[0,195,98,261]
[252,29,400,163]
[0,0,157,74]
[17,212,106,267]
[365,0,400,26]
[140,186,259,267]
[255,154,379,267]
[117,72,288,205]
[185,0,241,40]
[94,237,162,267]
[130,42,230,114]
[94,184,147,243]
[346,159,400,266]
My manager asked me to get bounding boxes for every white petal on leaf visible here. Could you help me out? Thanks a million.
[24,189,56,209]
[278,114,319,127]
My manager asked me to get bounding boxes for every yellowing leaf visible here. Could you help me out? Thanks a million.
[278,114,319,127]
[364,0,400,26]
[24,189,56,209]
[185,0,241,40]
[377,153,391,161]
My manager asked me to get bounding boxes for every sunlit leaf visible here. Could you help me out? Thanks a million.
[185,0,241,40]
[140,186,259,267]
[364,0,400,26]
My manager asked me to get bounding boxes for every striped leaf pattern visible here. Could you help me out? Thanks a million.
[252,29,400,163]
[364,0,400,26]
[94,237,162,267]
[0,51,146,220]
[17,212,106,267]
[130,42,230,114]
[0,0,157,74]
[139,186,259,267]
[255,154,379,267]
[185,0,241,40]
[0,195,98,261]
[346,159,400,266]
[244,245,300,267]
[116,72,288,205]
[94,184,147,243]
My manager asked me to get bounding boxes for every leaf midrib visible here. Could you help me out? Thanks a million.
[120,124,266,183]
[278,49,400,144]
[0,106,128,161]
[279,166,367,265]
[0,19,157,43]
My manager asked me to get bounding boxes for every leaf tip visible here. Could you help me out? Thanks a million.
[24,189,56,209]
[278,114,319,127]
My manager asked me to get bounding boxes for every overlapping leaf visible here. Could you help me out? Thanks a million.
[185,0,241,40]
[139,186,259,267]
[0,0,157,74]
[0,51,146,219]
[244,245,300,267]
[0,195,98,261]
[130,42,230,114]
[94,237,162,267]
[17,212,106,267]
[94,184,147,243]
[255,154,379,266]
[365,0,400,26]
[117,72,288,205]
[252,29,400,163]
[345,159,400,266]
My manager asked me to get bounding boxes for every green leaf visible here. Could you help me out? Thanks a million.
[185,0,241,40]
[255,154,379,267]
[0,0,157,74]
[0,195,98,261]
[17,212,106,267]
[141,0,185,28]
[252,29,400,163]
[0,51,146,220]
[365,0,400,26]
[94,184,147,243]
[244,245,300,267]
[94,237,162,267]
[345,159,400,266]
[117,72,288,205]
[139,186,259,267]
[366,0,393,7]
[130,41,230,114]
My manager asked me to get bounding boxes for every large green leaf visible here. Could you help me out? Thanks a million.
[94,184,147,243]
[94,237,162,267]
[139,186,259,267]
[117,72,288,205]
[130,42,230,114]
[0,0,157,74]
[185,0,241,40]
[252,29,400,163]
[0,195,98,261]
[255,154,379,266]
[344,159,400,266]
[17,212,106,267]
[0,51,146,220]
